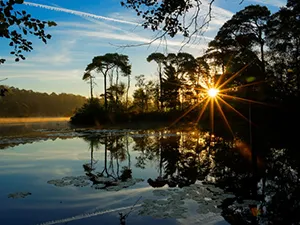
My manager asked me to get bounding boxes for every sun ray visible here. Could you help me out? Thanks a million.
[194,86,210,93]
[217,96,254,125]
[219,93,269,106]
[215,54,235,88]
[196,98,210,124]
[210,98,214,133]
[220,80,265,93]
[169,96,208,128]
[217,61,254,90]
[215,98,234,136]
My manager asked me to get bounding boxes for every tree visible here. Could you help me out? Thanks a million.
[133,74,157,112]
[107,82,126,112]
[215,5,270,74]
[82,72,95,99]
[147,52,165,110]
[266,0,300,96]
[133,88,148,113]
[0,0,56,64]
[162,65,180,110]
[85,53,131,111]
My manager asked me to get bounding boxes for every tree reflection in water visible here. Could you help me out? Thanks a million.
[131,127,300,225]
[82,132,137,190]
[46,128,299,224]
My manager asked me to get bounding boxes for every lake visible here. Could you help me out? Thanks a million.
[0,120,298,225]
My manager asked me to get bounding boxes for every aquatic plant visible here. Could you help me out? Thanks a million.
[8,192,32,199]
[139,182,235,219]
[47,175,144,191]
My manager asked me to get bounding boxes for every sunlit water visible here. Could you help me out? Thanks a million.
[0,122,229,225]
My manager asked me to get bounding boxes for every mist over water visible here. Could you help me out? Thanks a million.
[0,118,71,138]
[0,117,70,124]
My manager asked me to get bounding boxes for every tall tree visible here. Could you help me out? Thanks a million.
[162,65,180,110]
[215,5,270,74]
[82,72,95,99]
[85,53,131,111]
[147,52,165,110]
[266,0,300,96]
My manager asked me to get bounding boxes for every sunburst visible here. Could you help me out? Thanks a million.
[169,62,268,138]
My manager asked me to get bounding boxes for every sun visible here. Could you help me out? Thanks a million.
[207,88,219,98]
[168,61,268,137]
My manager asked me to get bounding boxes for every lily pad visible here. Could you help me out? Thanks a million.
[8,192,31,199]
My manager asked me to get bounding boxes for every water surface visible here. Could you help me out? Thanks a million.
[0,123,229,225]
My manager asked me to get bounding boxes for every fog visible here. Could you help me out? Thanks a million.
[0,117,70,124]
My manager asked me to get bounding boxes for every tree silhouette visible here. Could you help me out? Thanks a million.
[85,53,131,111]
[82,72,95,99]
[0,0,56,63]
[266,0,300,96]
[216,5,270,74]
[147,53,165,110]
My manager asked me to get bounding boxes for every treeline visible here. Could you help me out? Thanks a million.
[72,1,299,130]
[0,86,87,117]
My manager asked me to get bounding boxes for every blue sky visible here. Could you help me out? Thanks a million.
[0,0,286,97]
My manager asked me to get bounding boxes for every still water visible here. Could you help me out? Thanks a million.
[0,121,299,225]
[0,122,230,225]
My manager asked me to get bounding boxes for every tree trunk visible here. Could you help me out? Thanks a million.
[90,143,94,169]
[259,29,266,75]
[260,42,265,74]
[159,63,163,111]
[126,75,130,110]
[104,72,108,111]
[104,136,108,175]
[116,69,119,104]
[90,77,93,99]
[126,133,131,168]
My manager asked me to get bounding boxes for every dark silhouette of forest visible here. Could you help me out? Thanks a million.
[0,85,86,117]
[71,2,299,141]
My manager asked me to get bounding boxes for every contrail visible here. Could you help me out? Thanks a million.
[24,1,140,26]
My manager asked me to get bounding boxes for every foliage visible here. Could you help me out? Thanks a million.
[0,0,56,63]
[120,0,216,38]
[82,71,95,99]
[70,98,106,125]
[132,74,158,113]
[85,53,131,111]
[161,65,180,110]
[0,85,86,117]
[266,0,300,96]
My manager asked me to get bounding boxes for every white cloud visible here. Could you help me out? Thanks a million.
[25,0,224,45]
[1,68,84,80]
[249,0,286,8]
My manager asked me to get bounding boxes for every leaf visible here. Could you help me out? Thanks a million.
[15,0,24,4]
[47,21,57,27]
